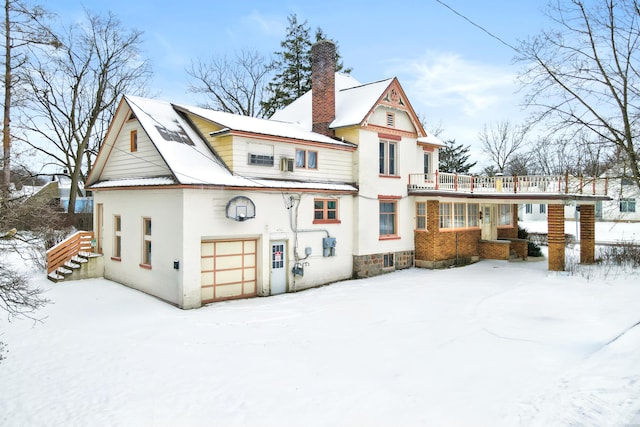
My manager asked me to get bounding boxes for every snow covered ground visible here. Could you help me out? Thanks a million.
[2,224,640,426]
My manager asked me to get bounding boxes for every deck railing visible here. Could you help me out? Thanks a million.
[46,231,94,274]
[408,172,609,196]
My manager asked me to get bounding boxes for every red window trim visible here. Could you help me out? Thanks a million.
[139,263,152,270]
[111,256,121,262]
[379,174,402,179]
[378,132,401,141]
[378,194,402,200]
[313,219,341,225]
[379,235,401,241]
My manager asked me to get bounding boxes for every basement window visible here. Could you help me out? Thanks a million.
[383,253,394,268]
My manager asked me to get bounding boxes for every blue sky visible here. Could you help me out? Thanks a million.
[43,0,552,167]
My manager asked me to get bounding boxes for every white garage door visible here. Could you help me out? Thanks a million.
[201,239,257,304]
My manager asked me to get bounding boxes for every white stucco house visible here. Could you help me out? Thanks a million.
[85,41,443,308]
[82,40,609,309]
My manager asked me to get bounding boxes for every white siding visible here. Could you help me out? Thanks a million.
[101,120,170,179]
[230,136,354,182]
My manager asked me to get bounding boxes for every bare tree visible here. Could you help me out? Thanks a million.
[20,9,151,215]
[517,0,640,188]
[1,0,57,204]
[187,50,274,118]
[478,120,529,173]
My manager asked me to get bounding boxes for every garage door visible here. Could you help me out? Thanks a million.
[201,239,257,303]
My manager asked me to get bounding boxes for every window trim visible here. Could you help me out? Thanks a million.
[383,253,395,269]
[379,139,398,177]
[295,148,318,169]
[498,204,513,227]
[416,202,427,230]
[620,198,636,213]
[112,215,122,261]
[130,130,137,152]
[313,198,340,224]
[379,197,399,240]
[439,202,481,231]
[140,217,152,268]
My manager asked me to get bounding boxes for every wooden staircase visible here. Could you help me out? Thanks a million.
[46,231,103,283]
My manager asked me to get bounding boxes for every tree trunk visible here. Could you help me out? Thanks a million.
[2,0,11,202]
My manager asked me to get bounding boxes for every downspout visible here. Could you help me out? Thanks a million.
[287,194,331,291]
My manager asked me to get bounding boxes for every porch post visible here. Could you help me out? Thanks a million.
[547,204,565,271]
[579,204,595,264]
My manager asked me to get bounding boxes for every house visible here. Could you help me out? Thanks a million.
[519,172,639,224]
[81,40,609,309]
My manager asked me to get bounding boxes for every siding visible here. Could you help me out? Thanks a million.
[188,115,234,169]
[101,120,170,179]
[231,136,354,182]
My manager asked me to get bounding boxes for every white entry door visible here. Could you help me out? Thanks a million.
[270,241,287,295]
[481,205,497,240]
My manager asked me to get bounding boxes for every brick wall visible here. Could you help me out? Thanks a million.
[579,204,595,264]
[478,240,510,260]
[353,250,414,279]
[414,200,481,268]
[548,204,565,271]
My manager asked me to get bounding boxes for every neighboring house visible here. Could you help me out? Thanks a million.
[519,173,639,223]
[85,40,608,309]
[53,175,93,214]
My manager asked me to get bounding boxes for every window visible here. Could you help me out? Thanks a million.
[130,130,137,152]
[379,140,397,176]
[620,198,636,213]
[439,203,451,229]
[141,217,152,267]
[525,204,532,214]
[248,143,274,166]
[416,202,426,230]
[498,204,512,226]
[113,215,121,259]
[386,112,395,127]
[423,152,431,175]
[314,198,339,223]
[295,149,318,169]
[379,200,397,237]
[383,253,395,268]
[467,203,479,227]
[439,202,480,230]
[539,204,546,214]
[454,203,466,228]
[248,153,274,166]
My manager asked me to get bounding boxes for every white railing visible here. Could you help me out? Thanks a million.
[408,172,609,196]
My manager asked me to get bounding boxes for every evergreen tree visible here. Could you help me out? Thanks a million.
[262,14,352,117]
[262,14,312,117]
[438,139,477,173]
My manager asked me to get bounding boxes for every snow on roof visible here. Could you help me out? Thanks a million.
[270,74,393,130]
[417,133,446,147]
[89,176,178,188]
[174,103,354,148]
[124,96,257,187]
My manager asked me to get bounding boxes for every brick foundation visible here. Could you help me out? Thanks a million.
[547,204,565,271]
[579,204,595,264]
[353,250,414,279]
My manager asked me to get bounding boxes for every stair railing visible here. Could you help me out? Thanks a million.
[46,231,94,274]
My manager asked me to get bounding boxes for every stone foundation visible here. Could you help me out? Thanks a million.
[353,250,414,279]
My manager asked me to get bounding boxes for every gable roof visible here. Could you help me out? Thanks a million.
[174,104,356,149]
[87,96,357,192]
[271,74,394,130]
[269,73,436,143]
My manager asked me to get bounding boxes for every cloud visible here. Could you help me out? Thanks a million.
[401,51,519,117]
[242,11,286,37]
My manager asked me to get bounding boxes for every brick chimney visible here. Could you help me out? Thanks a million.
[311,40,336,137]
